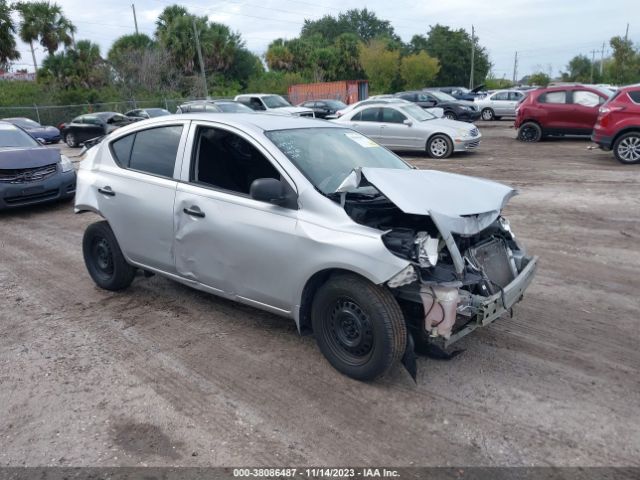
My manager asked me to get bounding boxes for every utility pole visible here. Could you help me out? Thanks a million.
[600,42,605,76]
[469,25,475,89]
[590,49,597,83]
[132,4,139,35]
[193,18,208,98]
[512,51,518,85]
[625,23,629,42]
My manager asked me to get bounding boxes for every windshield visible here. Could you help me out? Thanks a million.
[429,91,457,102]
[401,104,436,121]
[7,118,40,128]
[262,95,291,108]
[0,124,40,148]
[266,127,411,194]
[146,108,171,117]
[216,102,253,113]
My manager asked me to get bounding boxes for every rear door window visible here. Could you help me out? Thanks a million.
[492,92,509,101]
[628,91,640,103]
[572,90,602,107]
[360,108,381,122]
[540,91,567,104]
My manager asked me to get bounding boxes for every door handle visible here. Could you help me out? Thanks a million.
[98,186,115,196]
[183,206,205,218]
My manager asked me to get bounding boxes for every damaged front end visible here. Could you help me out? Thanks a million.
[338,167,538,351]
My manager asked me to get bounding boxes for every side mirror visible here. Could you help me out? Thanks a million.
[403,119,413,127]
[250,178,297,209]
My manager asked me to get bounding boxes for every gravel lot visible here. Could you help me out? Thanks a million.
[1,122,638,467]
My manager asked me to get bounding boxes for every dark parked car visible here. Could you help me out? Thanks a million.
[2,117,61,143]
[60,112,133,148]
[395,90,481,122]
[297,99,348,118]
[515,85,611,142]
[124,108,171,120]
[436,85,486,101]
[176,99,253,113]
[592,84,640,164]
[0,121,76,209]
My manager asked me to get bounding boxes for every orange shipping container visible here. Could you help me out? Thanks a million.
[288,80,369,105]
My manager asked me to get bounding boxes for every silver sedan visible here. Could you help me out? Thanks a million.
[75,113,536,381]
[474,89,526,120]
[332,102,481,159]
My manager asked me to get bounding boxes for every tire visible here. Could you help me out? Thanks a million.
[427,134,453,159]
[481,108,495,121]
[518,121,542,142]
[311,273,407,381]
[65,132,77,148]
[83,221,136,291]
[613,132,640,164]
[444,111,457,120]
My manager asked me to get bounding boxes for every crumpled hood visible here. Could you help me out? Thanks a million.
[345,167,517,235]
[0,147,60,169]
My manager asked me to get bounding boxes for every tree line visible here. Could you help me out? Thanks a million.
[1,0,640,110]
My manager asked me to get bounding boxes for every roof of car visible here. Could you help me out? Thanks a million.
[114,113,338,134]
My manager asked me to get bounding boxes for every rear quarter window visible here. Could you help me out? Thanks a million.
[628,91,640,104]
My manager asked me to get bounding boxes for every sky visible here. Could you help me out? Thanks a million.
[9,0,639,82]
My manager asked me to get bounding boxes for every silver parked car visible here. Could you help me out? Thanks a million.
[474,90,526,120]
[332,102,481,158]
[75,113,537,381]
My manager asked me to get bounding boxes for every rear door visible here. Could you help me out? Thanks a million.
[506,91,524,115]
[97,122,189,272]
[490,91,509,115]
[570,89,607,133]
[76,115,104,143]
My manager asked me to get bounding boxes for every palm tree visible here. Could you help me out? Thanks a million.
[0,0,20,68]
[13,1,76,71]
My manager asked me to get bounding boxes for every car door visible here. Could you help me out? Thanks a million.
[538,90,571,131]
[96,122,188,272]
[173,122,299,312]
[507,91,524,116]
[570,89,606,133]
[379,107,416,149]
[347,108,382,143]
[314,101,329,118]
[72,115,100,143]
[490,91,509,115]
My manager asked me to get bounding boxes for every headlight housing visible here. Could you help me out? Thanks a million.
[59,154,73,172]
[415,232,439,268]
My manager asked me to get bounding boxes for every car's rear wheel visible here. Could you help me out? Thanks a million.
[83,221,136,291]
[444,111,457,120]
[481,108,495,121]
[427,134,453,159]
[65,132,77,148]
[613,132,640,164]
[311,273,406,381]
[518,122,542,142]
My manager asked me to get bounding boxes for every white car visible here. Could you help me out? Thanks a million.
[234,94,314,117]
[474,89,525,120]
[332,102,481,159]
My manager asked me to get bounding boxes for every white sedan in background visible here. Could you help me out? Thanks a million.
[332,102,481,159]
[474,89,525,120]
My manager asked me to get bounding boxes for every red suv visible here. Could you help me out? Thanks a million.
[515,85,610,142]
[592,85,640,164]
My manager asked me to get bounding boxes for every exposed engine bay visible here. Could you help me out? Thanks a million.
[331,169,538,349]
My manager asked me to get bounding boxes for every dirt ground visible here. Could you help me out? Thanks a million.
[0,122,639,467]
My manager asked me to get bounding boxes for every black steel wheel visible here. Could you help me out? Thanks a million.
[65,132,77,148]
[444,111,457,120]
[312,273,406,381]
[518,122,542,142]
[83,221,136,291]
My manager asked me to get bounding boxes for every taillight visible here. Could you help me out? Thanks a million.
[599,105,625,115]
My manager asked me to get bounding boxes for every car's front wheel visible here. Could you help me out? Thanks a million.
[613,132,640,164]
[481,108,495,121]
[83,221,136,291]
[427,134,453,159]
[444,111,457,120]
[518,122,542,142]
[311,273,407,381]
[65,132,77,148]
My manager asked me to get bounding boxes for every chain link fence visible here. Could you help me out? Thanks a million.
[0,98,229,127]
